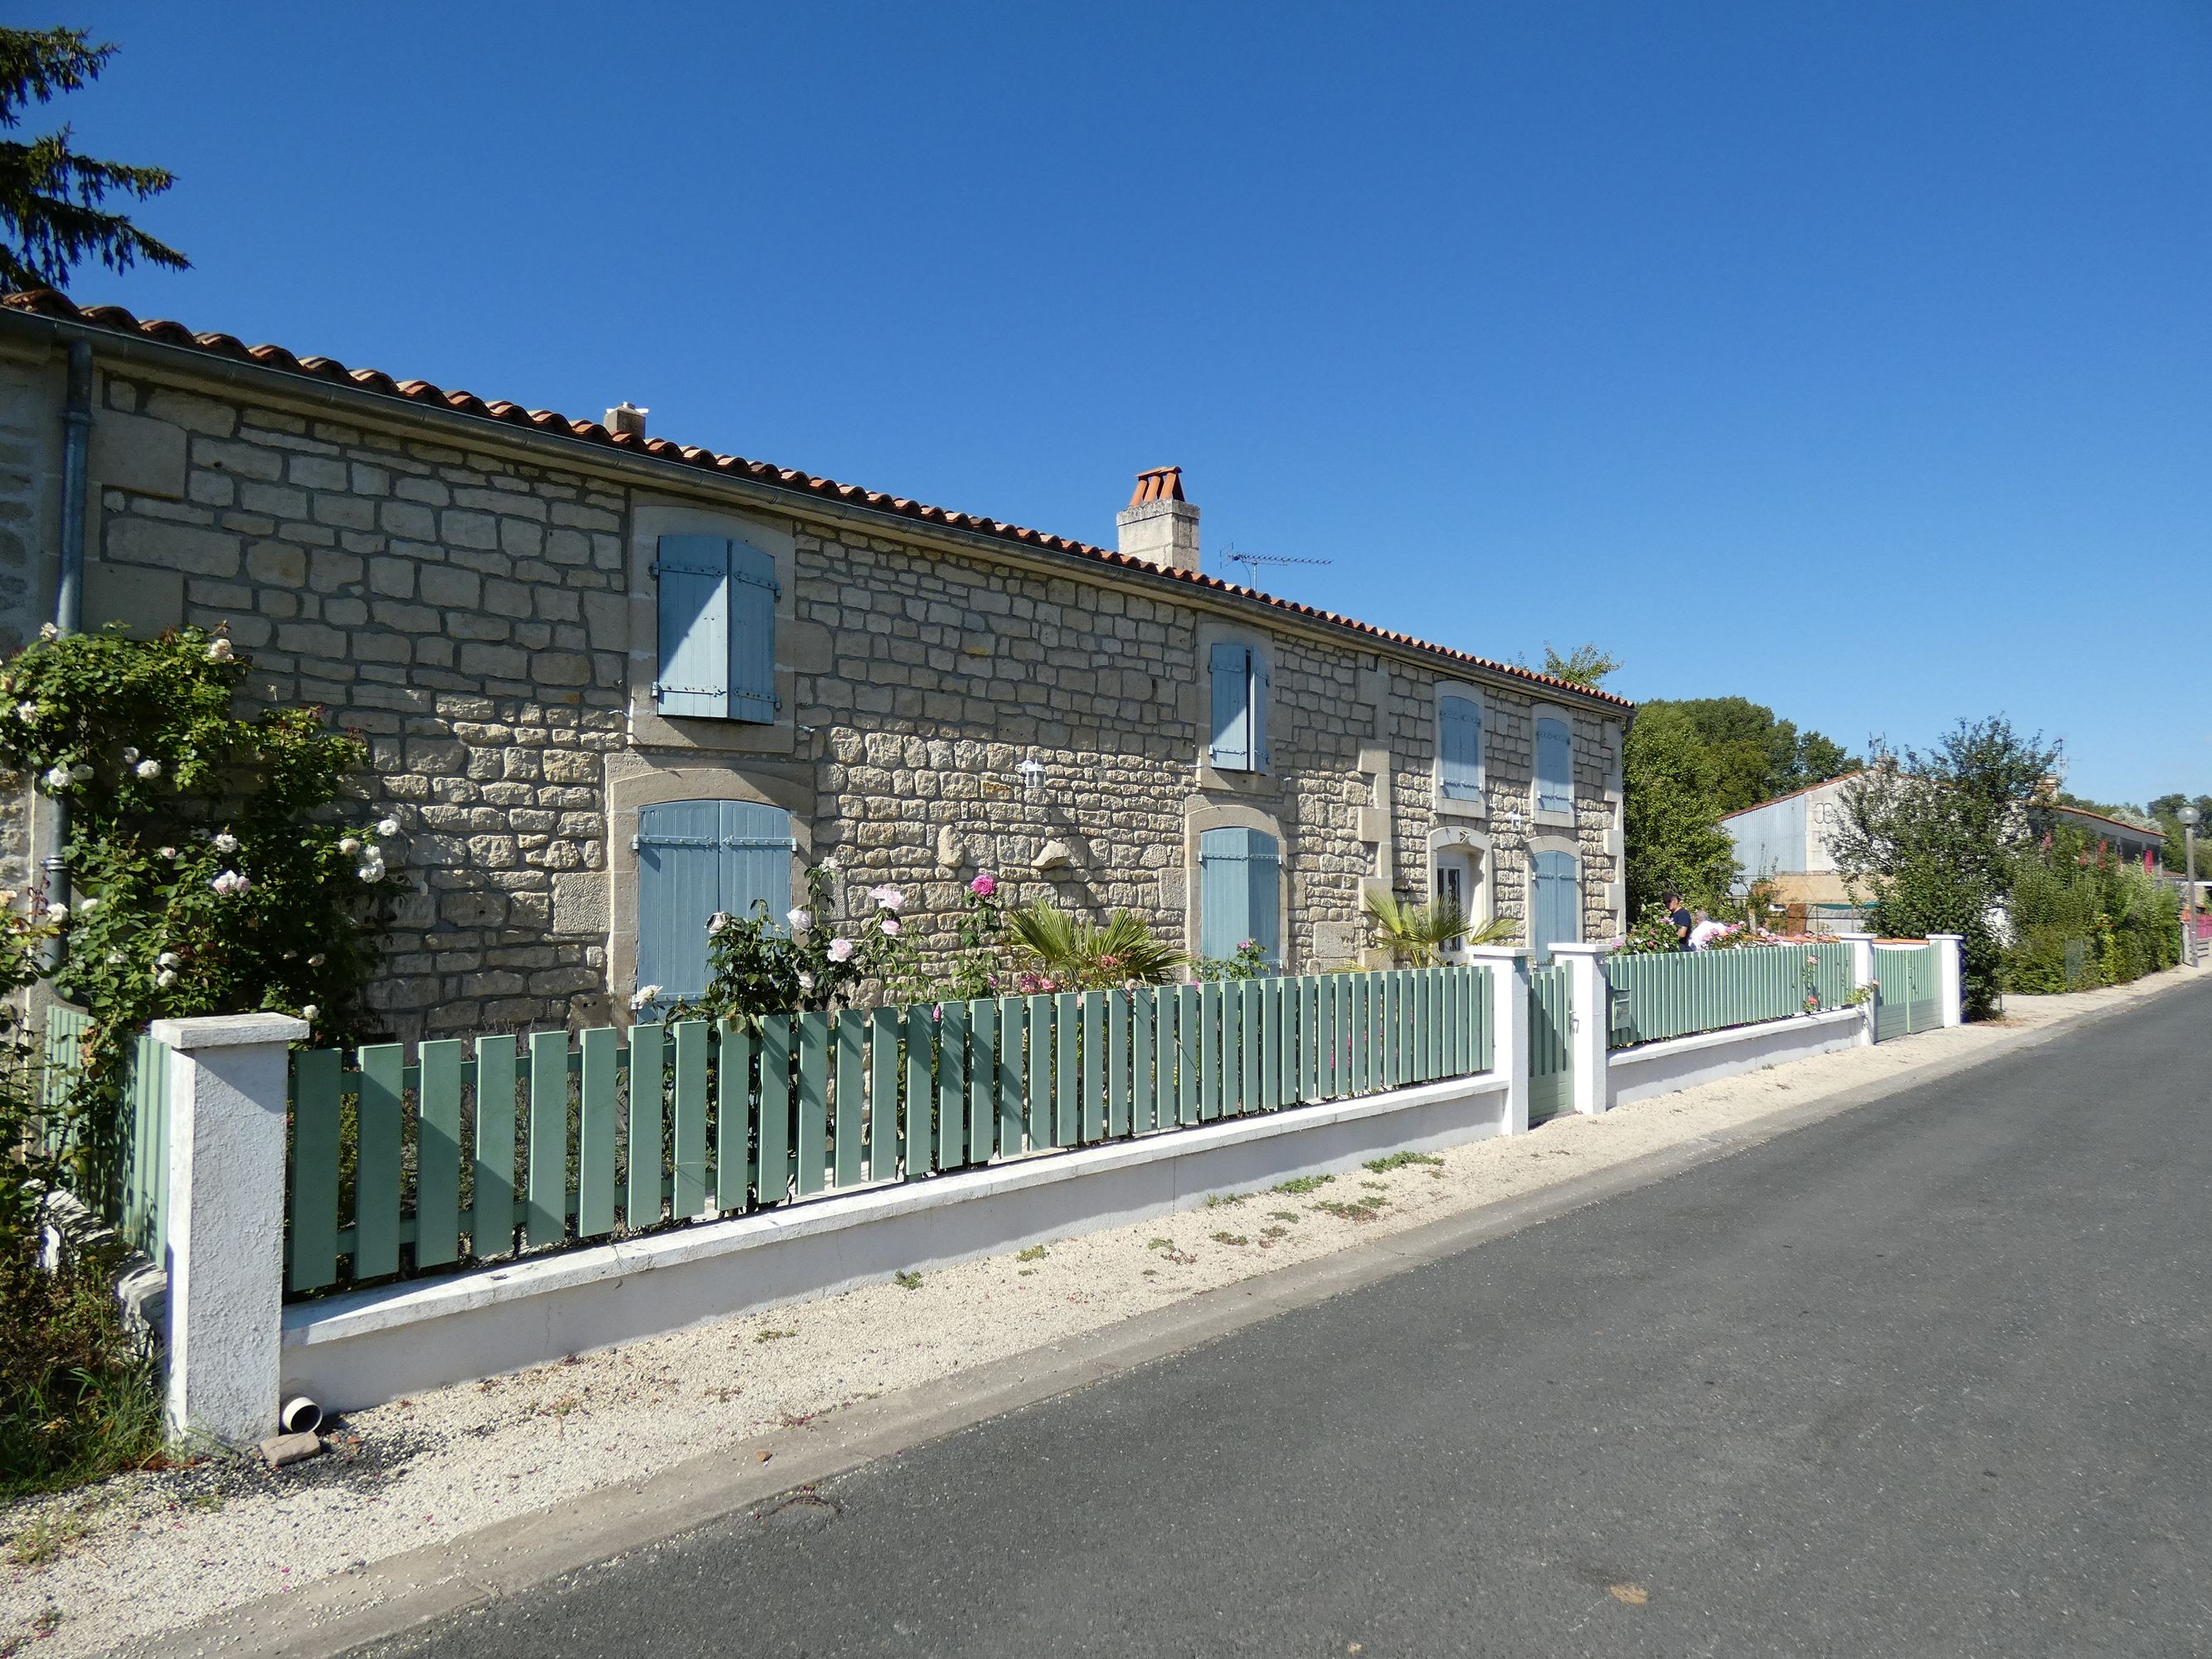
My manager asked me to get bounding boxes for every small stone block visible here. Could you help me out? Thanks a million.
[260,1431,323,1469]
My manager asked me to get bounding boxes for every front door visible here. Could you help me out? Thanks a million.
[1434,849,1479,959]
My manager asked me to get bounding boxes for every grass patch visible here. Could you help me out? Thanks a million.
[892,1270,924,1291]
[4,1509,91,1568]
[1266,1209,1300,1224]
[1271,1174,1334,1196]
[0,1250,168,1501]
[1363,1151,1445,1173]
[1203,1192,1250,1209]
[1015,1245,1048,1262]
[1310,1194,1389,1223]
[1208,1232,1249,1247]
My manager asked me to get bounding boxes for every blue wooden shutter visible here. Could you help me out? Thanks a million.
[720,800,795,924]
[1245,830,1281,964]
[655,537,731,718]
[1252,653,1271,772]
[1208,643,1251,770]
[1199,828,1280,962]
[637,800,724,1000]
[726,540,779,725]
[1536,718,1573,814]
[1531,850,1580,962]
[1440,695,1482,800]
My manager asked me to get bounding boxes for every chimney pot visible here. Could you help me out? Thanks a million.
[605,401,649,439]
[1116,466,1199,572]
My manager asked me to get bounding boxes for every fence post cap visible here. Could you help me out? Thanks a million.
[149,1012,310,1051]
[1924,932,1964,941]
[1462,945,1530,961]
[1548,941,1613,959]
[1833,930,1878,942]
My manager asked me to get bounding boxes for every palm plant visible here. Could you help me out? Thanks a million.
[1363,890,1516,967]
[1004,902,1186,990]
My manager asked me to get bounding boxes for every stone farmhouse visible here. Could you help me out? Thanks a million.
[0,290,1631,1041]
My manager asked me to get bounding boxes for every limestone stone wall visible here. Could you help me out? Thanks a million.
[45,350,1627,1040]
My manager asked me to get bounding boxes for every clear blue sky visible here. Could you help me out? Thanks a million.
[41,1,2212,806]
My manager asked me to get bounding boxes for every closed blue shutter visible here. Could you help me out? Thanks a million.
[655,536,732,718]
[1440,695,1482,800]
[1208,643,1251,771]
[720,800,794,922]
[1536,718,1573,814]
[1199,827,1280,963]
[1252,654,1271,772]
[637,799,795,1006]
[1531,850,1580,963]
[637,800,724,1000]
[727,540,779,725]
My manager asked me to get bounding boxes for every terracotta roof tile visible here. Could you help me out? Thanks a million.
[0,288,1631,710]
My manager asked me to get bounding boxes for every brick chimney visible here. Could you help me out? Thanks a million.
[1116,466,1199,572]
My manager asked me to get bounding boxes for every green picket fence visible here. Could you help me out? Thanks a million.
[1527,964,1573,1122]
[1604,941,1856,1051]
[41,1005,173,1264]
[1872,945,1939,1040]
[286,965,1495,1296]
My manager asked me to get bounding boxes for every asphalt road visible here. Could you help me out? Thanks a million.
[362,985,2212,1657]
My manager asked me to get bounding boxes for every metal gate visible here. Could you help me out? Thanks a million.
[1528,962,1573,1121]
[1872,944,1939,1040]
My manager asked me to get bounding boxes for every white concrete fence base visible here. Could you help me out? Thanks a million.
[143,937,1967,1428]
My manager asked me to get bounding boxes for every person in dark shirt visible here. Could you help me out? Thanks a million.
[1665,891,1694,951]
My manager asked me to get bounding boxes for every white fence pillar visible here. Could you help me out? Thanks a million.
[1836,931,1879,1045]
[153,1012,305,1447]
[1927,933,1965,1026]
[1467,946,1530,1135]
[1550,942,1614,1116]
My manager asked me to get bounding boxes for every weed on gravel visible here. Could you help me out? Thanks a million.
[1364,1151,1445,1175]
[1272,1175,1334,1195]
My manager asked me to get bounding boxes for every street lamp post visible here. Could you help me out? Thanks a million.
[2181,805,2201,966]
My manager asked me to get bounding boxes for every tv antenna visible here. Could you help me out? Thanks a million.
[1221,543,1333,582]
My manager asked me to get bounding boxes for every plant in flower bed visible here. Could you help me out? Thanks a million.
[941,871,1007,1000]
[1611,904,1687,956]
[665,864,926,1023]
[0,624,403,1180]
[1005,902,1185,992]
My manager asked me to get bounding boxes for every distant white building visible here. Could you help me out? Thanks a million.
[1723,773,2167,931]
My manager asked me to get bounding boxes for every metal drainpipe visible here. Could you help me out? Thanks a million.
[38,339,93,971]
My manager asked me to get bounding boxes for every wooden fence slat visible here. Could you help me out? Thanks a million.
[716,1020,753,1214]
[1108,990,1130,1138]
[1025,995,1052,1150]
[967,998,996,1163]
[525,1030,568,1251]
[628,1022,664,1227]
[1080,991,1105,1143]
[577,1026,619,1238]
[796,1010,830,1197]
[1132,988,1157,1134]
[1178,985,1200,1126]
[353,1043,405,1279]
[834,1009,865,1189]
[756,1014,792,1202]
[288,1046,344,1292]
[673,1019,711,1218]
[996,995,1024,1155]
[938,1000,969,1170]
[869,1007,900,1181]
[1054,992,1079,1146]
[472,1035,518,1258]
[904,1005,935,1179]
[1198,982,1222,1121]
[416,1039,464,1268]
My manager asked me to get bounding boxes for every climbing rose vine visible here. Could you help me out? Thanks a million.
[0,624,402,1175]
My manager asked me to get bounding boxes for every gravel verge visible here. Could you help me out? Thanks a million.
[3,966,2200,1657]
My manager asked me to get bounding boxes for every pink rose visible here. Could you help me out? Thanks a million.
[881,916,901,936]
[970,873,997,897]
[826,937,855,963]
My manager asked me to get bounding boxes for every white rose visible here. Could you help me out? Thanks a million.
[706,911,732,937]
[205,638,234,662]
[786,908,811,933]
[212,832,238,854]
[13,703,34,722]
[796,971,815,991]
[38,622,56,640]
[44,902,67,922]
[357,861,384,882]
[41,766,68,791]
[630,984,663,1010]
[66,763,91,782]
[121,747,139,764]
[300,1005,318,1023]
[339,837,362,854]
[154,968,176,989]
[74,897,96,913]
[376,817,400,838]
[307,952,325,967]
[135,759,161,779]
[156,951,180,969]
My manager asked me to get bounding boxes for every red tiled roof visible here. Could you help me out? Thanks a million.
[0,289,1632,709]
